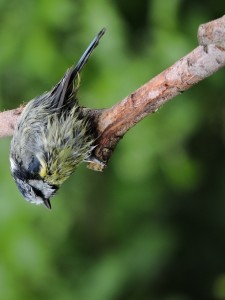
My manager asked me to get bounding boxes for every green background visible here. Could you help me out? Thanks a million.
[0,0,225,299]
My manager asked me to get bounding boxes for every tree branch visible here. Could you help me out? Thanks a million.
[0,106,24,137]
[1,15,225,171]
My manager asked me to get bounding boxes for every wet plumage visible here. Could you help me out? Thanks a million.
[10,28,105,209]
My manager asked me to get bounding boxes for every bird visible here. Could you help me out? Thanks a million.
[10,28,106,209]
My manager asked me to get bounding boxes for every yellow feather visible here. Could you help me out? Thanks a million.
[39,160,47,178]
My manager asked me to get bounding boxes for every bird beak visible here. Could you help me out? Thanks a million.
[43,198,51,209]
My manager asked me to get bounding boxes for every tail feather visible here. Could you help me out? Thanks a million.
[52,28,106,109]
[69,28,106,85]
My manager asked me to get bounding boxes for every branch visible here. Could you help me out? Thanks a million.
[1,16,225,171]
[0,106,24,137]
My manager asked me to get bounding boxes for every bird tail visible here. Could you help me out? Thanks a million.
[52,28,106,109]
[70,28,106,82]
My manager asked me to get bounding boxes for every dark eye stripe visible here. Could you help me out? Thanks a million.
[31,186,45,199]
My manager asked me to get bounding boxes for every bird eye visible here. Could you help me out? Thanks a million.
[31,186,45,199]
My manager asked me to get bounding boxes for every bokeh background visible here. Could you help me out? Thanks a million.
[0,1,225,299]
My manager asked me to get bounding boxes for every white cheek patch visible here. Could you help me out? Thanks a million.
[10,157,17,172]
[29,179,55,199]
[29,197,43,205]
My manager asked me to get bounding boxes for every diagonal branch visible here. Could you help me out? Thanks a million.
[1,15,225,171]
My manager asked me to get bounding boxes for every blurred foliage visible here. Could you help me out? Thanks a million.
[0,0,225,299]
